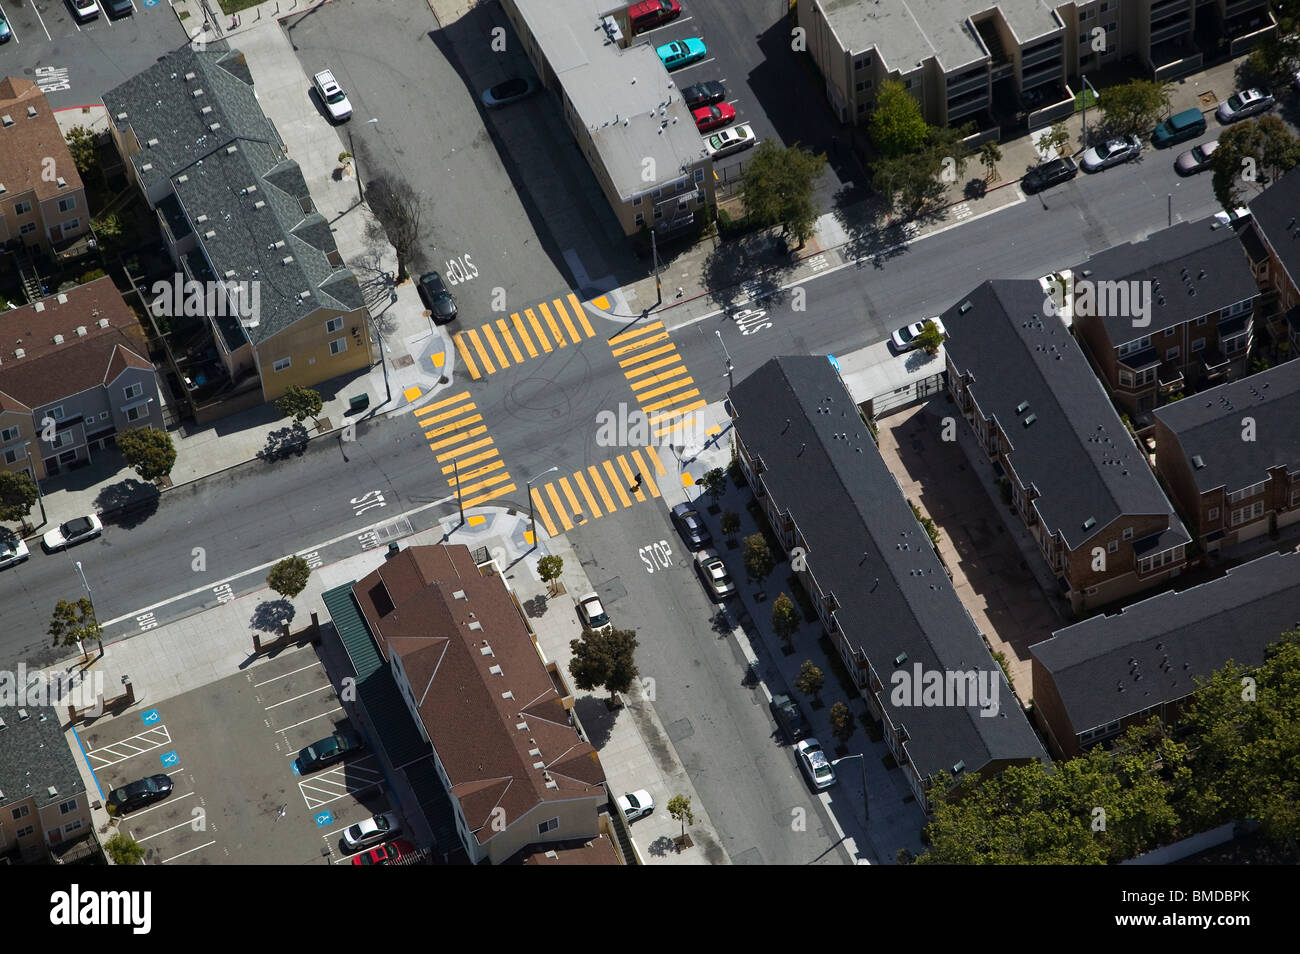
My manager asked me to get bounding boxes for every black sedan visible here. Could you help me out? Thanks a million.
[670,503,712,550]
[297,730,363,773]
[417,272,457,325]
[108,774,173,813]
[1021,156,1077,194]
[681,81,726,110]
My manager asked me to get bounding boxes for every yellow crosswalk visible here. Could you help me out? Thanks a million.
[528,447,668,538]
[412,391,516,509]
[452,293,596,379]
[609,320,706,443]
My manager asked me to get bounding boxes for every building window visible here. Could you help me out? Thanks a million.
[1230,500,1266,527]
[1122,527,1133,540]
[1,425,18,442]
[1291,487,1300,506]
[634,212,645,227]
[11,805,29,821]
[15,825,34,839]
[273,357,291,372]
[1165,327,1176,337]
[123,383,143,400]
[47,406,65,421]
[63,820,83,834]
[651,188,662,199]
[857,102,868,113]
[1196,315,1208,326]
[1118,369,1134,387]
[329,338,347,355]
[1208,506,1219,521]
[125,405,147,422]
[1107,539,1118,553]
[1105,22,1116,33]
[654,208,663,220]
[58,196,77,213]
[326,317,343,333]
[59,799,78,815]
[1221,299,1251,319]
[2,448,17,465]
[14,200,32,215]
[1166,346,1180,361]
[856,81,868,92]
[1191,338,1205,352]
[63,218,80,232]
[537,817,559,835]
[693,168,704,183]
[1228,480,1268,503]
[633,195,642,206]
[20,222,36,235]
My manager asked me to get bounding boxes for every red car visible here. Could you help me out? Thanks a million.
[692,102,736,132]
[351,838,416,866]
[627,0,681,34]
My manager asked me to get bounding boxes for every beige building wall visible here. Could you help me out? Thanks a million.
[252,306,373,403]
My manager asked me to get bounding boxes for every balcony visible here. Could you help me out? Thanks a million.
[1157,362,1184,392]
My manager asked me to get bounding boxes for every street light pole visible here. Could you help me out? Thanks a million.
[74,560,100,659]
[1080,75,1097,149]
[650,227,662,308]
[525,466,559,549]
[831,752,869,820]
[23,442,46,527]
[452,457,464,527]
[714,330,735,391]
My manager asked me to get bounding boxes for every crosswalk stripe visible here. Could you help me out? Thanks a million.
[438,448,499,473]
[610,321,664,346]
[495,319,525,364]
[482,324,510,369]
[468,329,497,375]
[630,449,661,498]
[426,413,483,439]
[644,444,667,477]
[417,390,473,414]
[453,335,483,379]
[651,400,707,427]
[554,298,581,344]
[539,302,566,348]
[545,484,573,531]
[558,476,585,524]
[433,435,494,461]
[633,369,692,400]
[655,409,705,439]
[625,355,682,379]
[572,471,603,520]
[449,459,505,486]
[531,486,559,537]
[429,424,487,451]
[610,330,669,357]
[455,466,510,495]
[615,455,647,503]
[603,460,633,508]
[511,313,539,358]
[420,400,478,425]
[525,309,552,353]
[462,482,516,509]
[618,343,677,367]
[643,388,700,412]
[570,294,595,337]
[586,465,616,512]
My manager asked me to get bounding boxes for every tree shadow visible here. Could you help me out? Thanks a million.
[521,594,548,619]
[710,609,732,639]
[250,599,296,633]
[572,694,615,749]
[647,834,679,857]
[95,478,161,530]
[257,423,309,462]
[700,231,798,312]
[964,178,988,200]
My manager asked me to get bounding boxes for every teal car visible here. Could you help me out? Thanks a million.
[656,37,707,71]
[0,12,11,43]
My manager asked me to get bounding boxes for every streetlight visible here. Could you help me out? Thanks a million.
[22,442,47,526]
[346,117,378,206]
[1079,75,1098,148]
[74,560,102,659]
[452,457,464,527]
[525,466,559,549]
[650,227,662,308]
[714,330,735,391]
[831,752,869,819]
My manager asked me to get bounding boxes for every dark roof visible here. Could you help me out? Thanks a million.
[1246,170,1300,293]
[0,704,86,812]
[943,280,1189,552]
[1153,360,1300,494]
[729,356,1048,782]
[103,43,361,345]
[1074,218,1258,342]
[1030,549,1300,733]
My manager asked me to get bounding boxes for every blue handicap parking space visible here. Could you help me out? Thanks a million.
[144,0,160,6]
[141,708,161,725]
[160,750,181,768]
[314,811,333,828]
[291,760,302,775]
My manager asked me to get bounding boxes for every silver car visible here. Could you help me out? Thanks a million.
[1216,88,1274,123]
[795,738,836,790]
[1079,134,1141,172]
[1174,140,1217,175]
[342,812,402,851]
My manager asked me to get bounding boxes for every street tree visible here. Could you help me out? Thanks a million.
[915,320,946,355]
[364,175,423,284]
[1210,116,1300,210]
[795,659,825,704]
[0,470,38,524]
[771,592,798,646]
[872,122,970,219]
[1245,1,1300,84]
[266,555,311,599]
[117,427,177,482]
[104,833,146,863]
[868,80,928,157]
[1041,121,1072,159]
[978,141,1002,182]
[537,554,564,594]
[49,597,101,663]
[829,701,857,745]
[568,627,639,703]
[667,794,695,843]
[740,141,827,249]
[720,510,740,543]
[699,467,726,508]
[65,126,100,182]
[742,533,773,585]
[1098,79,1172,136]
[275,385,324,428]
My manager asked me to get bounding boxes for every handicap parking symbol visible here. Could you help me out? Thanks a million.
[160,750,180,768]
[314,811,333,827]
[141,708,160,724]
[144,0,159,6]
[291,760,302,775]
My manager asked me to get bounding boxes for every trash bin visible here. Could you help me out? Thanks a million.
[349,394,369,413]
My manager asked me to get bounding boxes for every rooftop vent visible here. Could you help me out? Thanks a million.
[201,105,213,115]
[1,115,13,127]
[176,173,189,184]
[27,106,38,118]
[225,145,238,155]
[281,256,294,266]
[1191,455,1205,469]
[0,184,5,194]
[1082,516,1097,530]
[208,123,221,132]
[488,665,502,676]
[13,348,24,359]
[1022,413,1037,427]
[958,300,973,314]
[97,318,109,329]
[147,137,159,147]
[241,185,258,196]
[57,293,68,304]
[52,335,64,345]
[76,326,86,337]
[17,708,28,721]
[1016,400,1030,414]
[204,230,216,239]
[253,200,265,210]
[224,270,236,279]
[468,620,482,631]
[116,112,129,121]
[191,88,205,98]
[57,177,66,188]
[184,72,197,81]
[894,652,908,666]
[273,240,286,249]
[141,163,153,173]
[196,214,208,224]
[34,302,44,312]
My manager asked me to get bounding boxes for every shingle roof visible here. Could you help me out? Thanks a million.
[103,43,359,345]
[0,704,86,814]
[1153,360,1300,495]
[729,356,1048,782]
[0,77,86,204]
[1030,549,1300,733]
[1074,218,1258,343]
[351,546,605,846]
[943,279,1189,552]
[0,277,151,409]
[1246,169,1300,293]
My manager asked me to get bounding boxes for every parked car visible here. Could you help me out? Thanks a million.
[312,69,353,122]
[104,0,134,18]
[795,738,836,790]
[69,0,101,22]
[1079,134,1141,172]
[681,81,726,110]
[481,76,538,109]
[670,502,712,550]
[108,774,173,813]
[655,37,707,72]
[694,550,736,600]
[692,102,735,132]
[704,123,756,158]
[0,11,12,42]
[1216,88,1275,124]
[627,0,681,34]
[297,730,363,773]
[350,838,415,866]
[1214,207,1251,228]
[890,316,946,353]
[417,271,457,324]
[42,515,103,552]
[770,692,809,745]
[576,592,612,634]
[1174,139,1218,175]
[342,812,402,852]
[615,789,655,822]
[1020,156,1078,193]
[1152,108,1207,148]
[0,532,28,570]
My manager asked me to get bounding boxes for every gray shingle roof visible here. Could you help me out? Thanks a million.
[1246,169,1300,292]
[1153,359,1300,495]
[104,43,360,345]
[730,355,1048,782]
[943,279,1189,552]
[1030,549,1300,734]
[1073,219,1259,343]
[0,704,85,813]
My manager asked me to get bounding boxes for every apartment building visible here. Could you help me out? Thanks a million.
[1152,359,1300,552]
[0,77,90,259]
[943,279,1191,611]
[0,277,160,482]
[322,545,613,865]
[1071,218,1259,417]
[729,355,1049,813]
[497,0,714,237]
[1240,171,1300,357]
[1030,548,1300,758]
[103,43,374,410]
[0,705,93,863]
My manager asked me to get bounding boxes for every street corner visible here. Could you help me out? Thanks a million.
[583,289,638,324]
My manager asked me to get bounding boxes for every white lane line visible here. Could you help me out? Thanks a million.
[252,660,320,687]
[28,0,52,40]
[275,707,344,736]
[161,841,216,864]
[264,684,338,710]
[119,791,194,824]
[103,493,458,627]
[135,816,204,843]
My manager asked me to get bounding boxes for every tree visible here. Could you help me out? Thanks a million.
[364,175,423,284]
[275,385,324,428]
[568,627,639,703]
[1245,1,1300,84]
[117,427,177,482]
[0,470,38,524]
[868,80,928,158]
[720,510,740,543]
[537,554,564,594]
[1210,116,1300,210]
[914,320,946,355]
[739,141,827,248]
[266,555,311,599]
[829,700,856,746]
[49,597,101,663]
[771,592,798,645]
[978,141,1002,182]
[699,467,726,507]
[1041,121,1072,159]
[667,793,695,842]
[1099,79,1172,136]
[871,122,970,219]
[742,533,773,585]
[795,659,824,704]
[65,125,99,181]
[104,833,145,863]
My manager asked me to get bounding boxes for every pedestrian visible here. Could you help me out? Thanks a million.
[631,472,643,492]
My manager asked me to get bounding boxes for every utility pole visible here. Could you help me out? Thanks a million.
[1079,75,1097,148]
[23,443,46,527]
[452,457,464,527]
[714,330,735,391]
[650,227,662,308]
[525,466,559,549]
[74,560,101,659]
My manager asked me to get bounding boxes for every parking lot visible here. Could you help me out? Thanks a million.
[79,644,404,865]
[0,0,185,110]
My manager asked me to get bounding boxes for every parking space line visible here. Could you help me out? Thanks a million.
[84,727,172,770]
[264,684,339,709]
[252,661,320,687]
[119,791,193,824]
[161,841,216,864]
[275,707,343,735]
[135,815,204,843]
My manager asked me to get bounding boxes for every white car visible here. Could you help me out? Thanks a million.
[0,532,29,570]
[694,550,736,600]
[42,514,103,552]
[795,738,836,790]
[70,0,101,21]
[1213,207,1251,227]
[1215,88,1275,123]
[341,811,402,851]
[705,123,756,158]
[890,316,946,353]
[576,592,612,634]
[615,789,654,822]
[312,69,353,122]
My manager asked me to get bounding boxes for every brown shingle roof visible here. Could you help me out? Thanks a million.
[352,546,606,846]
[0,78,86,204]
[510,834,623,866]
[0,277,151,409]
